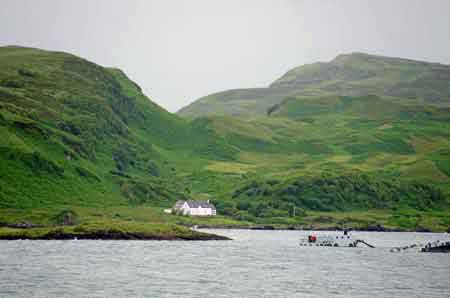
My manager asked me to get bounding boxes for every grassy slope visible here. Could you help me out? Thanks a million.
[175,53,450,231]
[182,95,450,231]
[0,46,242,234]
[178,52,450,118]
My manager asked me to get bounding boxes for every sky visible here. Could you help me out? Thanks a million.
[1,0,450,112]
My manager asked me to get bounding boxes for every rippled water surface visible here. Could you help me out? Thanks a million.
[1,230,449,298]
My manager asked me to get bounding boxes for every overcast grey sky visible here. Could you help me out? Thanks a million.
[1,0,450,112]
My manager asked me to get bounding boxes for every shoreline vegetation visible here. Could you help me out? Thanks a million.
[1,210,448,241]
[0,220,230,241]
[0,206,449,240]
[0,222,447,241]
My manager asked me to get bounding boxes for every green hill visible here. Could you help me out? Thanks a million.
[1,47,449,232]
[178,53,450,118]
[190,95,450,187]
[0,46,238,227]
[177,61,450,230]
[195,95,449,222]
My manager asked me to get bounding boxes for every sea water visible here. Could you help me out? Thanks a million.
[1,230,449,298]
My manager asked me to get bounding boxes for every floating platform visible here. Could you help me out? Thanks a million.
[299,231,374,248]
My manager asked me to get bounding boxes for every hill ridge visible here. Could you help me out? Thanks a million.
[178,52,450,118]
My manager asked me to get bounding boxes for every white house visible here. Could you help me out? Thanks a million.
[172,200,217,216]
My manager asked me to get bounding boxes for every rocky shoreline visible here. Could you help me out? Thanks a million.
[0,230,230,241]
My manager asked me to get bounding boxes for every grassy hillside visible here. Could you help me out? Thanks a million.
[175,53,450,231]
[0,46,241,232]
[191,96,450,188]
[1,47,449,232]
[178,53,450,118]
[180,95,450,231]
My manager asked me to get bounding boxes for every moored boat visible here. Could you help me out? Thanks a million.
[421,240,450,253]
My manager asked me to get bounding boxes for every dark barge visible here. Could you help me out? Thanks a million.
[421,240,450,253]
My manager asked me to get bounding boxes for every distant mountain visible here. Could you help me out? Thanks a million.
[178,53,450,118]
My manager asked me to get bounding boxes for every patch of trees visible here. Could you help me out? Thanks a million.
[213,186,305,222]
[231,174,445,212]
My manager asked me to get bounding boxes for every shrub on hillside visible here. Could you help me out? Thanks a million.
[53,210,78,226]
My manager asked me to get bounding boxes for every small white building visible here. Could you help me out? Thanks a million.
[172,200,217,216]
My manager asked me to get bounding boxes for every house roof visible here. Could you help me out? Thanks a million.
[173,200,216,210]
[187,200,216,209]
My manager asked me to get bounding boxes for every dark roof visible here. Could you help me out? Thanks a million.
[186,200,216,209]
[173,200,216,210]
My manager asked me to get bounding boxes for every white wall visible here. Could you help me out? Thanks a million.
[182,206,215,216]
[175,202,216,216]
